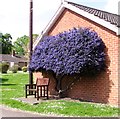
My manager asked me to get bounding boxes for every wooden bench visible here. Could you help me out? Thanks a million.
[25,78,50,100]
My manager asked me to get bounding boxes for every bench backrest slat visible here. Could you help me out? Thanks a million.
[36,78,49,86]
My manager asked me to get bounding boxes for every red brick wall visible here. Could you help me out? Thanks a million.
[36,9,119,106]
[118,38,120,107]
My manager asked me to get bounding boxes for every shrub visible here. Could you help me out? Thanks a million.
[18,66,22,71]
[29,27,106,76]
[29,27,106,95]
[22,66,27,72]
[0,62,9,73]
[10,65,18,73]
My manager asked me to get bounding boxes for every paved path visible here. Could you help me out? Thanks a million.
[0,105,48,117]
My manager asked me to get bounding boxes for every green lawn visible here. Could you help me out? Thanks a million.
[0,72,119,117]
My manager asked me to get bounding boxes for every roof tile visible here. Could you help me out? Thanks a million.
[68,1,120,27]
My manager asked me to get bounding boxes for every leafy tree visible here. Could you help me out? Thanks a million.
[29,27,106,97]
[0,33,13,54]
[13,35,29,56]
[13,34,39,57]
[33,34,39,40]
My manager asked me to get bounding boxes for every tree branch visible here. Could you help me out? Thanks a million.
[60,75,80,93]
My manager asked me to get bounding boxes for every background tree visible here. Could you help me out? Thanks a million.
[13,35,29,56]
[0,33,13,54]
[29,27,106,97]
[13,34,39,57]
[33,34,39,40]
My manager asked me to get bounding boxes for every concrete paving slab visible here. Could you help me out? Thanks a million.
[13,95,59,105]
[13,96,42,105]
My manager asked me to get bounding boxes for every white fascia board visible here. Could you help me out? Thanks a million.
[33,34,42,49]
[42,5,65,36]
[64,3,118,35]
[117,28,120,35]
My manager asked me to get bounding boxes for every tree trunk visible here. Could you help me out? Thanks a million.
[57,77,62,98]
[52,73,79,98]
[52,73,64,98]
[52,73,58,92]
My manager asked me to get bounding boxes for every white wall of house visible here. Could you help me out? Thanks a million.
[10,62,15,67]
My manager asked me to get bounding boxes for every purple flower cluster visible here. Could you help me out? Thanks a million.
[29,27,106,76]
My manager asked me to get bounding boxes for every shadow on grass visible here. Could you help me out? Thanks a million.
[0,78,9,83]
[0,78,16,86]
[1,84,16,86]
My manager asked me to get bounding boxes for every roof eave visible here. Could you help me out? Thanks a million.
[33,2,119,49]
[64,3,118,35]
[117,28,120,35]
[43,6,66,35]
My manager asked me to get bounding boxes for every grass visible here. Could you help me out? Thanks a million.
[0,72,119,117]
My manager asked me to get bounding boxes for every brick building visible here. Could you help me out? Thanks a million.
[33,1,120,106]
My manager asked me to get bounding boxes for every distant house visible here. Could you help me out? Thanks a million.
[33,1,120,106]
[0,51,28,68]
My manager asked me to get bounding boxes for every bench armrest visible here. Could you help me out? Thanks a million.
[37,85,48,87]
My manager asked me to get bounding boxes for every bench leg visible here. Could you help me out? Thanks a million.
[37,90,39,100]
[35,91,36,98]
[25,90,27,98]
[47,86,48,99]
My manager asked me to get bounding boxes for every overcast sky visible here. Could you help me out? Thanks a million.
[0,0,119,41]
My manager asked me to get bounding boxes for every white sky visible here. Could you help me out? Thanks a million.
[0,0,119,41]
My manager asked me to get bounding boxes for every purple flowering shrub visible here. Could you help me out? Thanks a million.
[29,27,106,96]
[29,27,106,77]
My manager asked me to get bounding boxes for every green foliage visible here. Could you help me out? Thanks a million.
[33,34,39,40]
[0,33,13,54]
[0,62,9,73]
[9,65,18,73]
[13,34,39,56]
[22,66,27,72]
[13,35,29,56]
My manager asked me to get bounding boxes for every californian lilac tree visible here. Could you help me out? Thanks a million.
[29,27,106,96]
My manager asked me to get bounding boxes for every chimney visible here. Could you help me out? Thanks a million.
[12,50,16,57]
